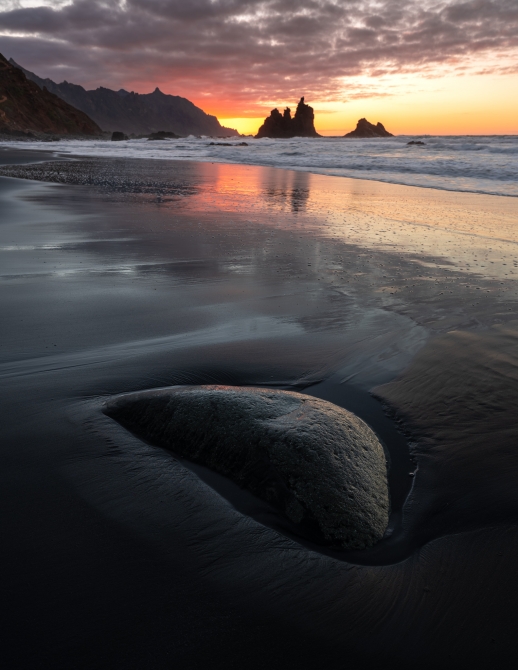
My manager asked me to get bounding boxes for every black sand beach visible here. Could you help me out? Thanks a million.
[1,149,518,668]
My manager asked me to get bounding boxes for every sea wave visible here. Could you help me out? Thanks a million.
[1,134,517,197]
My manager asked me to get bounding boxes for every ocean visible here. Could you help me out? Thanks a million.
[1,134,517,197]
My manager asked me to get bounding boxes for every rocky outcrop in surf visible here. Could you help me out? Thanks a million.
[256,97,320,138]
[0,53,101,136]
[344,118,393,138]
[105,385,389,549]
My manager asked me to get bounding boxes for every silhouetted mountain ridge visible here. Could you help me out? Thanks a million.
[0,53,101,136]
[9,59,238,137]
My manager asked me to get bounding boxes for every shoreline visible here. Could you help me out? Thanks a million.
[1,151,517,555]
[2,132,517,198]
[0,156,419,562]
[1,149,518,667]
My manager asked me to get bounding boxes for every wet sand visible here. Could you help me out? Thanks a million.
[1,152,518,668]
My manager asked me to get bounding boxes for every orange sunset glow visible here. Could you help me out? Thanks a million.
[1,0,517,136]
[217,71,518,136]
[3,2,518,668]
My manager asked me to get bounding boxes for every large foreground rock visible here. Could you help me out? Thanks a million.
[105,386,389,549]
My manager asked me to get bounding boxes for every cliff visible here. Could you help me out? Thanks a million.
[256,97,320,138]
[0,53,101,136]
[9,58,238,137]
[344,118,393,138]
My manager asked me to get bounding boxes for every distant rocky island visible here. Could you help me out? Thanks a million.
[9,58,238,137]
[0,53,101,137]
[344,118,393,138]
[256,97,320,138]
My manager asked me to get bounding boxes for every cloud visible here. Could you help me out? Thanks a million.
[0,0,517,112]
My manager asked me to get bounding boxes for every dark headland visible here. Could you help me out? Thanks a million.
[345,118,393,137]
[0,53,101,137]
[9,57,239,137]
[256,97,320,138]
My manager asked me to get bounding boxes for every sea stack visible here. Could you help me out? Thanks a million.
[105,385,390,550]
[344,118,393,138]
[256,97,320,138]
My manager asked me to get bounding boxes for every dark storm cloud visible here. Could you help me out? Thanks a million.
[1,0,517,106]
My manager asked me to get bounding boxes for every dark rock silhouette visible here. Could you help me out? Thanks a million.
[0,53,101,136]
[209,141,248,146]
[407,140,426,146]
[256,97,320,138]
[9,58,238,137]
[111,131,128,141]
[344,118,393,138]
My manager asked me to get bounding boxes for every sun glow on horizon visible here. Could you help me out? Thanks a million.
[211,71,518,136]
[2,0,518,136]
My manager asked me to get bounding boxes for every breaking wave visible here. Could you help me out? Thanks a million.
[1,134,517,197]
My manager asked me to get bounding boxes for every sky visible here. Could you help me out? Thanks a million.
[1,0,517,135]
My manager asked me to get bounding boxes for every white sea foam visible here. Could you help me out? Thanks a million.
[1,134,517,197]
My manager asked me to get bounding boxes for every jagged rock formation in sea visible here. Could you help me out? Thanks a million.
[344,118,393,138]
[9,58,238,137]
[256,97,320,138]
[0,53,101,136]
